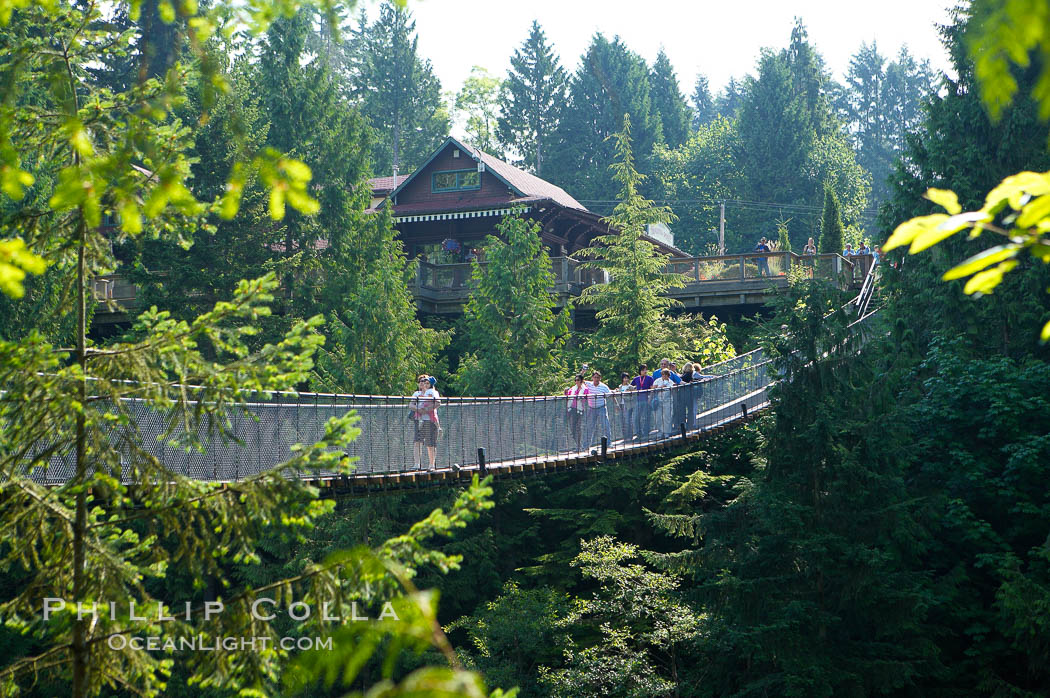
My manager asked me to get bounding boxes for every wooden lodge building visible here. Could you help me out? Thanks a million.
[369,136,683,266]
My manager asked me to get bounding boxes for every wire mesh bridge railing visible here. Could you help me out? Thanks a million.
[14,310,879,488]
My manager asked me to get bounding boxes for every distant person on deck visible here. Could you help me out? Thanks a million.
[858,241,871,255]
[803,237,817,255]
[753,237,771,277]
[843,243,855,256]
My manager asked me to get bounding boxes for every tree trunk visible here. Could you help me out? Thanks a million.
[72,216,89,698]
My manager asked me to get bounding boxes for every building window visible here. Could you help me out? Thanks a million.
[432,169,481,193]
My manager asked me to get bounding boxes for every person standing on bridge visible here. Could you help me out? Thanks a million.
[680,362,697,431]
[564,375,589,452]
[630,364,654,441]
[584,370,612,450]
[652,368,675,438]
[410,375,440,470]
[614,372,633,443]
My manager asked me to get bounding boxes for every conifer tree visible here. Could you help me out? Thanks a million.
[670,286,934,696]
[316,205,449,394]
[0,3,496,696]
[353,2,448,177]
[496,20,568,176]
[579,115,684,374]
[819,184,845,253]
[546,35,660,201]
[649,49,691,148]
[715,76,743,119]
[454,213,569,396]
[691,73,716,128]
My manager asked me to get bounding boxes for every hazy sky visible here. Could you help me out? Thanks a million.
[392,0,956,103]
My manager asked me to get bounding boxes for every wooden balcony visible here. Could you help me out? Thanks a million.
[91,253,870,325]
[410,253,867,314]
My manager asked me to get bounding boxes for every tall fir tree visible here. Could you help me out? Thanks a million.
[649,49,691,148]
[546,34,660,201]
[737,51,814,206]
[691,73,716,128]
[579,115,684,374]
[496,20,568,176]
[353,2,448,177]
[715,76,743,119]
[819,183,845,253]
[663,287,936,696]
[453,213,569,396]
[315,205,449,395]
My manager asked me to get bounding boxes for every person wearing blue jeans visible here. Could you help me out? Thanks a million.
[630,364,654,441]
[613,372,634,443]
[583,371,612,449]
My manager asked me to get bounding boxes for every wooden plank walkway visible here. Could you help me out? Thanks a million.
[301,388,772,495]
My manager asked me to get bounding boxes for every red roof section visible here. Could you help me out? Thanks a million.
[369,174,410,193]
[456,142,587,212]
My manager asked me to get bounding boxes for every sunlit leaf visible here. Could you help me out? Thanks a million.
[983,171,1050,212]
[0,237,47,298]
[962,259,1018,295]
[883,214,949,252]
[911,211,992,253]
[943,244,1020,280]
[1015,192,1050,227]
[269,187,285,220]
[926,188,962,214]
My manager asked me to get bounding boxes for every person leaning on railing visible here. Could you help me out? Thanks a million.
[802,237,817,278]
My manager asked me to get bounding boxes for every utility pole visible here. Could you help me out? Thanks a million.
[719,200,726,255]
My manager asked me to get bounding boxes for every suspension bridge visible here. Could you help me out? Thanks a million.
[17,267,880,494]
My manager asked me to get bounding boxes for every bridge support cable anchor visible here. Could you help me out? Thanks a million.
[477,447,486,478]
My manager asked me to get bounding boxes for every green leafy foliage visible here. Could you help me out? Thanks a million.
[883,0,1050,342]
[455,66,503,157]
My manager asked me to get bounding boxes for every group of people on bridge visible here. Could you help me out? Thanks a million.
[563,358,715,454]
[405,359,718,470]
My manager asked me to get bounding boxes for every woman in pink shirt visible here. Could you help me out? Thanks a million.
[564,374,589,452]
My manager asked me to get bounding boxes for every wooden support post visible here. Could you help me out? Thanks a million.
[680,422,687,440]
[478,447,487,477]
[601,437,608,460]
[741,403,748,419]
